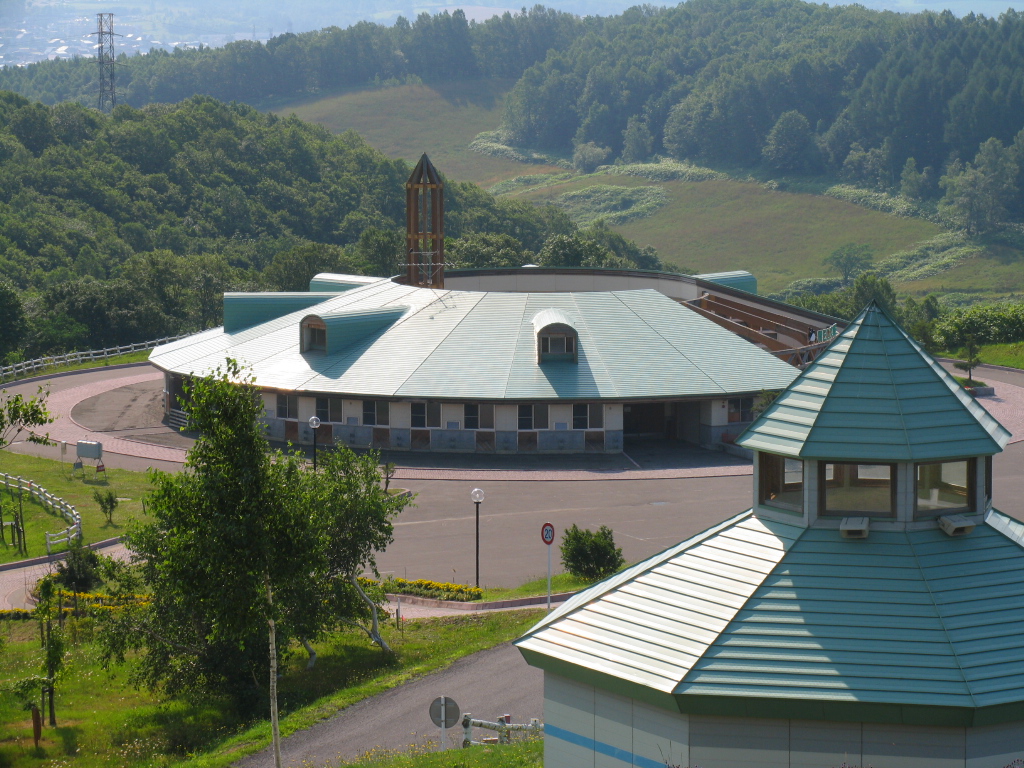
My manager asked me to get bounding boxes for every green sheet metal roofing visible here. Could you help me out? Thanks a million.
[516,509,1024,726]
[735,302,1011,461]
[150,277,798,400]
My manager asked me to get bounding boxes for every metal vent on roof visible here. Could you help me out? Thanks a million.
[840,517,870,539]
[939,514,976,537]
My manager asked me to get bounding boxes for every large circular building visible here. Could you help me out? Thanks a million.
[149,155,840,455]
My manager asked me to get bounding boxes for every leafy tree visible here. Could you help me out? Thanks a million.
[0,386,53,451]
[900,157,925,200]
[93,489,118,526]
[98,358,408,747]
[572,142,611,174]
[0,278,25,360]
[939,138,1019,235]
[34,578,67,726]
[447,233,528,269]
[953,334,983,385]
[761,111,814,173]
[264,242,356,291]
[538,233,612,269]
[823,243,873,285]
[620,117,653,164]
[560,524,624,582]
[9,103,55,156]
[54,540,104,593]
[356,227,405,278]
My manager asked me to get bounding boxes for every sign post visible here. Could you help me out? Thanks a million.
[541,522,555,611]
[429,695,460,751]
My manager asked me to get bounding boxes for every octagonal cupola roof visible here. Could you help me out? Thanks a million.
[736,301,1010,462]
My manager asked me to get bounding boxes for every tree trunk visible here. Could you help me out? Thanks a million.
[268,581,283,768]
[300,637,317,669]
[349,573,392,654]
[47,683,56,727]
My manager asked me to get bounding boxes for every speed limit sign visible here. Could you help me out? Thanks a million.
[541,522,555,545]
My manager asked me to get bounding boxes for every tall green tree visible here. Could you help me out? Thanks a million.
[823,243,873,285]
[761,111,814,173]
[0,278,25,360]
[0,386,52,451]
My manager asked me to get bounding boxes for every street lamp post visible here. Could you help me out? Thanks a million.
[308,416,321,471]
[470,488,485,588]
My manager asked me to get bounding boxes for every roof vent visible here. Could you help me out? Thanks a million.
[939,514,975,537]
[840,517,870,539]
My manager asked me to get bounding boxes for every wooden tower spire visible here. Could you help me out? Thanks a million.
[405,154,445,288]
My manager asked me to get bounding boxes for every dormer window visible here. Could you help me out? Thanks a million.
[532,308,579,364]
[915,459,975,517]
[301,317,327,352]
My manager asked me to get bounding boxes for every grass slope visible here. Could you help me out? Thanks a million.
[516,176,942,294]
[0,452,152,563]
[0,611,542,768]
[276,80,561,186]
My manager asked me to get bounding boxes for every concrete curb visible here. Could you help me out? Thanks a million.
[0,536,123,572]
[388,591,577,611]
[1,361,153,389]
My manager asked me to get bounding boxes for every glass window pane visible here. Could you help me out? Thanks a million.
[427,402,441,428]
[377,401,389,426]
[315,397,329,422]
[479,404,494,429]
[465,404,479,430]
[759,452,803,512]
[411,402,426,429]
[329,398,343,423]
[589,403,603,429]
[573,404,588,429]
[362,401,376,426]
[916,460,973,516]
[276,394,287,419]
[822,463,894,517]
[518,404,532,430]
[535,404,548,430]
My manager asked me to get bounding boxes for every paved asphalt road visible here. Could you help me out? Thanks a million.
[234,642,544,768]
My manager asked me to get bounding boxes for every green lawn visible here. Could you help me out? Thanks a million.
[345,738,542,768]
[0,610,543,768]
[0,453,153,563]
[481,573,595,602]
[941,342,1024,371]
[275,80,561,186]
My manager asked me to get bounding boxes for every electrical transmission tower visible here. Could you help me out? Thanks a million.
[93,13,119,112]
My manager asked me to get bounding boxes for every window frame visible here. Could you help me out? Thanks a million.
[758,452,804,513]
[315,397,329,423]
[276,393,297,420]
[411,402,426,429]
[818,462,897,518]
[914,458,976,518]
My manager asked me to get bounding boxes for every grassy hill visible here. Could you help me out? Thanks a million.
[272,79,1023,301]
[275,79,562,186]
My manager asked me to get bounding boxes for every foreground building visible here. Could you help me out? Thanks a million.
[516,303,1022,767]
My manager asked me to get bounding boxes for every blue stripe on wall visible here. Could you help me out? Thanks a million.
[546,724,667,768]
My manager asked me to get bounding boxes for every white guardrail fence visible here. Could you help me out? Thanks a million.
[0,334,188,384]
[461,714,543,747]
[1,472,82,554]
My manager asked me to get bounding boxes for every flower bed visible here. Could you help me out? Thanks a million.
[382,577,483,602]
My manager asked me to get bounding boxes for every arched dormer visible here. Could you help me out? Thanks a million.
[532,308,579,364]
[300,306,408,355]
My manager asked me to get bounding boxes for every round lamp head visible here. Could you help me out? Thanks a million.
[308,416,321,429]
[470,488,485,503]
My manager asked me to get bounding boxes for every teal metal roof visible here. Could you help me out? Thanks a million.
[309,306,409,355]
[694,270,757,295]
[308,273,382,292]
[151,278,798,401]
[517,509,1024,726]
[735,302,1010,461]
[223,293,340,333]
[532,307,577,333]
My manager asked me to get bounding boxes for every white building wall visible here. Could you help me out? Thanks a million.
[343,399,361,425]
[495,404,518,431]
[297,397,315,424]
[441,403,463,428]
[604,404,623,431]
[550,404,572,431]
[390,401,411,429]
[542,674,1024,768]
[260,392,275,418]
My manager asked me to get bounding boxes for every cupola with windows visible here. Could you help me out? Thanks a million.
[736,301,1011,531]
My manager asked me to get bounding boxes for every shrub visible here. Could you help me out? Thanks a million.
[560,524,624,581]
